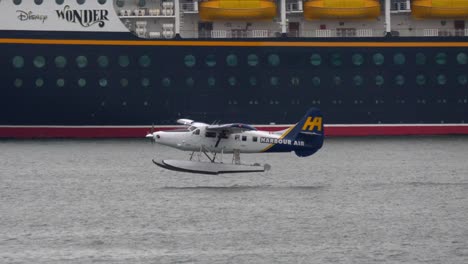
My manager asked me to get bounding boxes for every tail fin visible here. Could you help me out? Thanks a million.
[285,108,324,157]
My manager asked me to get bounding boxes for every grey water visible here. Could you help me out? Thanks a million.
[1,137,468,264]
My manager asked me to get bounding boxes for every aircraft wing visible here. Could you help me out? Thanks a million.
[206,123,257,134]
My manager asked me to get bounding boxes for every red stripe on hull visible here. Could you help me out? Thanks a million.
[1,125,468,138]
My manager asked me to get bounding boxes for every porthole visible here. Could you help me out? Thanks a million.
[310,54,321,66]
[98,0,106,4]
[118,55,130,67]
[162,78,171,87]
[353,75,363,86]
[416,53,426,65]
[14,78,23,88]
[99,78,108,87]
[249,76,257,86]
[228,76,236,86]
[34,0,43,4]
[331,53,342,66]
[437,74,446,85]
[120,78,129,87]
[35,78,44,87]
[208,77,215,87]
[333,76,341,86]
[141,78,150,87]
[435,53,447,65]
[395,75,405,86]
[78,78,86,87]
[116,0,124,7]
[13,0,21,5]
[226,54,238,67]
[458,75,467,85]
[247,54,258,66]
[54,56,67,68]
[97,56,109,68]
[352,54,364,66]
[375,75,384,86]
[56,78,65,87]
[205,55,216,67]
[312,76,320,86]
[33,56,46,68]
[138,55,151,67]
[186,77,194,87]
[416,74,426,85]
[291,77,300,86]
[268,54,280,66]
[270,76,279,86]
[12,56,24,68]
[56,0,64,4]
[373,53,384,65]
[457,53,467,65]
[184,55,196,67]
[137,0,146,7]
[393,53,406,65]
[77,0,85,5]
[76,56,88,68]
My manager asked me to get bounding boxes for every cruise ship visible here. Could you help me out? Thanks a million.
[1,0,467,138]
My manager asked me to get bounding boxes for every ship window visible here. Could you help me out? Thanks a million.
[208,77,215,87]
[247,54,258,66]
[312,76,320,86]
[78,78,86,87]
[97,56,109,68]
[234,135,240,140]
[310,54,321,66]
[184,55,196,67]
[54,56,67,68]
[333,76,341,86]
[437,74,446,85]
[457,53,467,65]
[228,76,236,86]
[375,75,384,86]
[226,54,238,67]
[291,77,300,86]
[435,53,447,65]
[416,53,426,65]
[416,74,426,85]
[162,78,171,87]
[205,55,216,67]
[242,136,247,141]
[120,78,128,87]
[458,75,467,85]
[139,55,151,67]
[270,76,279,86]
[395,75,405,86]
[373,53,384,65]
[186,77,194,87]
[393,53,405,65]
[116,0,124,7]
[56,78,65,87]
[141,78,150,87]
[99,78,108,87]
[76,56,88,68]
[205,131,216,138]
[118,55,130,67]
[352,54,364,66]
[252,136,258,142]
[331,54,342,66]
[249,76,257,86]
[13,0,21,5]
[353,75,363,86]
[33,56,46,68]
[14,78,23,88]
[12,56,24,68]
[77,0,85,5]
[268,54,280,66]
[35,78,44,87]
[137,0,146,7]
[56,0,64,4]
[98,0,106,4]
[34,0,43,5]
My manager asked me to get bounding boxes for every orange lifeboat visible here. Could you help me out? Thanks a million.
[412,0,468,19]
[304,0,380,20]
[199,0,277,21]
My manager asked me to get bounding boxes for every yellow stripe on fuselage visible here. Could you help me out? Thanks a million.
[261,124,296,152]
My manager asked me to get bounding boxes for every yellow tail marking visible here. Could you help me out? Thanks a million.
[261,124,296,152]
[301,117,322,132]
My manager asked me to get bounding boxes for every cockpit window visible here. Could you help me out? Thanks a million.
[188,126,196,131]
[205,131,216,138]
[193,129,200,135]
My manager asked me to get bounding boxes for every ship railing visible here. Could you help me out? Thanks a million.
[187,29,272,38]
[301,29,384,38]
[394,28,468,37]
[181,2,198,13]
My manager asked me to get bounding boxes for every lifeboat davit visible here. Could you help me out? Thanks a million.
[304,0,381,20]
[199,0,277,21]
[412,0,468,19]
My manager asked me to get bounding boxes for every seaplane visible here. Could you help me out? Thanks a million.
[146,108,324,174]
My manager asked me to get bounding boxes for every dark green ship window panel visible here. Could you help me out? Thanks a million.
[56,78,65,87]
[12,56,24,68]
[228,76,236,86]
[331,53,342,66]
[249,76,257,86]
[310,54,321,66]
[458,75,467,85]
[76,56,87,68]
[457,53,467,65]
[291,77,300,86]
[97,56,109,68]
[435,53,447,65]
[34,56,46,68]
[14,78,23,88]
[353,75,363,86]
[205,55,216,67]
[393,53,405,65]
[98,0,106,4]
[141,78,150,87]
[226,54,238,67]
[268,54,280,66]
[373,53,384,65]
[118,55,130,67]
[333,76,342,86]
[375,75,384,86]
[184,55,196,67]
[56,0,64,4]
[352,54,364,66]
[162,78,171,87]
[247,54,258,66]
[77,0,85,5]
[270,76,279,86]
[54,56,67,68]
[35,78,44,87]
[395,75,405,86]
[120,78,129,87]
[437,74,446,85]
[416,74,426,85]
[34,0,43,5]
[415,53,426,65]
[116,0,124,7]
[138,55,151,67]
[137,0,146,7]
[186,77,194,87]
[99,78,108,87]
[13,0,22,5]
[312,76,320,86]
[208,77,215,87]
[78,78,86,87]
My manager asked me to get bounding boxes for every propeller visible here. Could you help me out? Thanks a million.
[146,123,155,144]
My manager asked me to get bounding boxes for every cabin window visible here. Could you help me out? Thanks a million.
[416,75,426,86]
[252,137,258,142]
[162,78,171,87]
[458,75,467,85]
[416,53,426,65]
[373,53,385,65]
[14,78,23,88]
[193,129,200,135]
[352,54,364,66]
[139,55,151,67]
[186,77,194,87]
[457,53,467,65]
[242,136,247,141]
[78,78,87,87]
[268,54,280,66]
[120,78,129,87]
[12,56,24,69]
[118,55,130,67]
[189,126,196,131]
[99,78,108,87]
[393,53,406,65]
[312,76,320,86]
[35,78,44,87]
[97,56,109,68]
[226,54,238,67]
[205,131,216,138]
[247,54,258,66]
[234,135,240,140]
[184,55,196,67]
[353,75,363,86]
[34,56,46,68]
[141,78,150,87]
[310,54,321,66]
[56,78,65,87]
[54,56,67,68]
[13,0,22,5]
[375,75,384,86]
